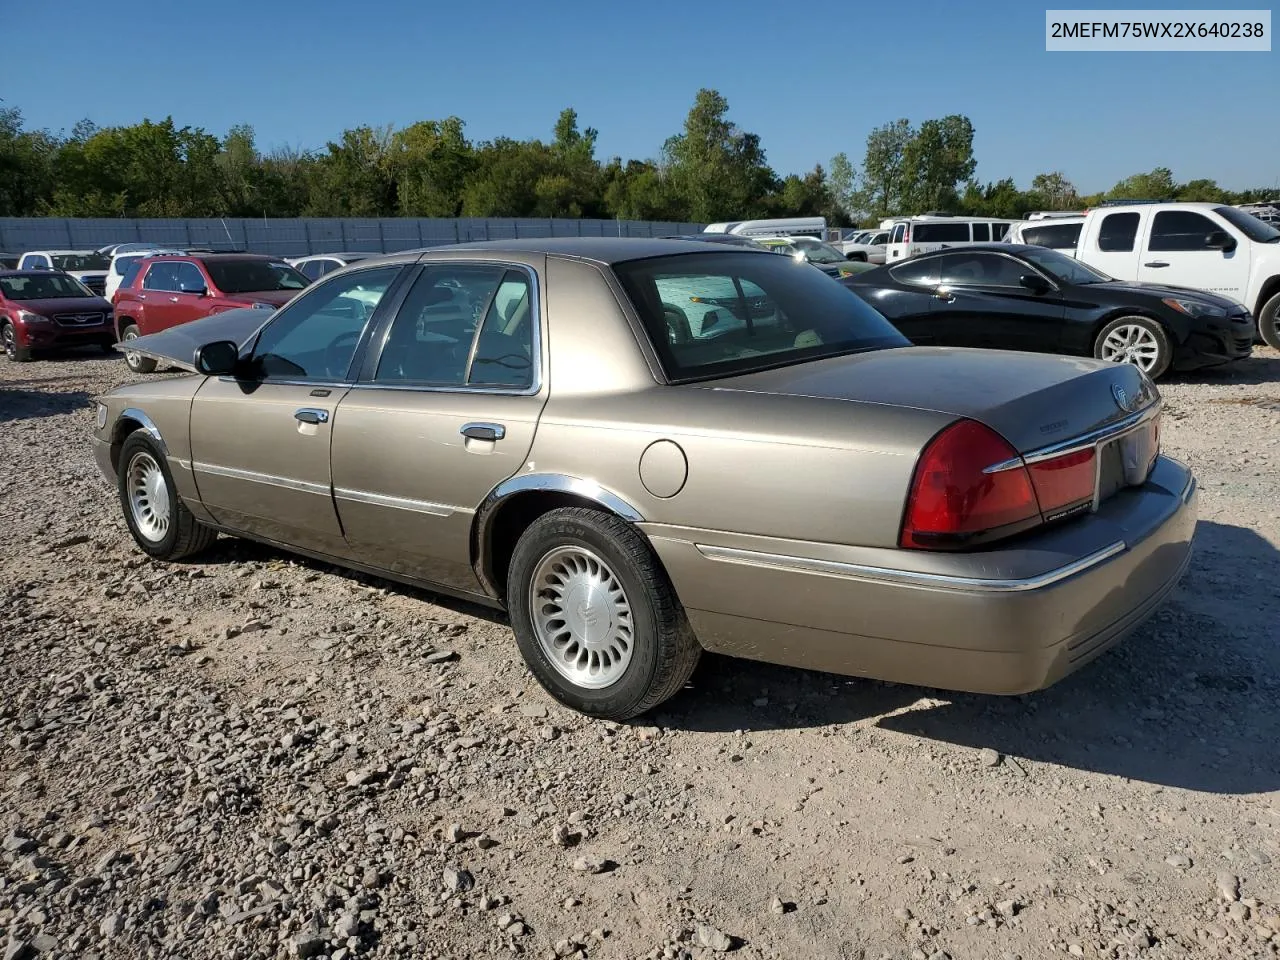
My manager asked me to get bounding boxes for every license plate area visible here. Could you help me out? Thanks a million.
[1095,413,1161,507]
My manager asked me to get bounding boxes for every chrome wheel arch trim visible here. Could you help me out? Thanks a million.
[115,408,169,457]
[472,473,647,598]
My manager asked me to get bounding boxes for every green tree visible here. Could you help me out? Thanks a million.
[1108,166,1176,201]
[900,115,976,213]
[1029,171,1079,208]
[860,119,913,218]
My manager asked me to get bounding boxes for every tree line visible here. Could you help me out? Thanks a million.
[1,89,1274,228]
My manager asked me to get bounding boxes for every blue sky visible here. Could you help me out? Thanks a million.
[4,0,1277,192]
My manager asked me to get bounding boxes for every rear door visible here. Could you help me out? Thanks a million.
[933,252,1066,352]
[138,262,185,332]
[330,258,547,593]
[1082,211,1143,280]
[188,264,407,554]
[1137,209,1250,305]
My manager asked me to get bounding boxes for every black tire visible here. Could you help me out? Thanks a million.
[506,507,701,720]
[1257,292,1280,350]
[2,322,32,362]
[846,252,867,262]
[117,431,217,560]
[1093,315,1173,380]
[121,323,157,373]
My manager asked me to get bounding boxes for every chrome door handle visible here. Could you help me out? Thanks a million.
[1143,261,1170,268]
[169,296,180,302]
[460,422,505,441]
[294,408,330,424]
[138,294,147,300]
[933,288,955,302]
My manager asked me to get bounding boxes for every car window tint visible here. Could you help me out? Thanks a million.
[112,255,140,277]
[971,223,990,241]
[120,260,144,290]
[251,266,401,381]
[888,258,940,286]
[1021,222,1083,249]
[1098,213,1140,252]
[173,262,206,292]
[891,224,906,243]
[1148,211,1220,252]
[143,263,180,291]
[937,253,1026,286]
[299,260,325,281]
[991,223,1011,240]
[374,265,535,389]
[613,252,907,382]
[913,222,970,242]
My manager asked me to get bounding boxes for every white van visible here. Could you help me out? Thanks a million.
[703,217,826,238]
[884,216,1018,262]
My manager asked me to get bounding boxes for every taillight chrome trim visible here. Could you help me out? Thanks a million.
[1022,401,1161,465]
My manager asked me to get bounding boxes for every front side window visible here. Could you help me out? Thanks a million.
[1148,211,1222,252]
[613,252,907,382]
[0,274,94,300]
[143,262,181,292]
[1021,246,1112,285]
[173,262,207,293]
[249,266,402,381]
[1098,213,1140,252]
[936,253,1027,287]
[206,259,309,294]
[373,265,536,389]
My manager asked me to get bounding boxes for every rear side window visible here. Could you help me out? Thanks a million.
[913,222,969,243]
[1021,222,1083,249]
[971,223,990,241]
[1098,213,1140,252]
[112,255,140,277]
[991,223,1010,240]
[614,252,907,382]
[1148,211,1220,251]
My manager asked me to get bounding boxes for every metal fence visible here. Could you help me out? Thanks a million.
[0,217,708,257]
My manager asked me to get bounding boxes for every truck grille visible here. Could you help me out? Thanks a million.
[53,311,107,327]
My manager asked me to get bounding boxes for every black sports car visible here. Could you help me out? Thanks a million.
[841,244,1253,378]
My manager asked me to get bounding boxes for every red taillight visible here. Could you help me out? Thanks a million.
[1027,448,1096,520]
[903,225,911,243]
[900,420,1040,549]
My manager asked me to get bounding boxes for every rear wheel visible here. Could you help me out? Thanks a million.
[1093,316,1172,379]
[117,431,216,560]
[506,507,701,720]
[1257,292,1280,350]
[122,323,156,373]
[2,322,32,362]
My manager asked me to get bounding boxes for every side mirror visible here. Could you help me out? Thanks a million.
[193,340,240,376]
[1019,273,1051,293]
[1205,230,1237,252]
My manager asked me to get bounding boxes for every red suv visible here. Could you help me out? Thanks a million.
[1,270,115,362]
[114,254,308,373]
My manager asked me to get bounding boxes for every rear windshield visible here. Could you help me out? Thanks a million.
[51,253,110,271]
[205,259,309,294]
[613,251,908,382]
[0,273,94,300]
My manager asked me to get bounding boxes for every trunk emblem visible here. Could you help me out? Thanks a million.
[1112,384,1133,411]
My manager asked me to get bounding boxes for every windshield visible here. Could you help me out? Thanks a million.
[0,273,95,300]
[790,237,848,264]
[1214,205,1280,243]
[613,251,908,382]
[1020,246,1113,285]
[205,259,309,294]
[51,253,110,271]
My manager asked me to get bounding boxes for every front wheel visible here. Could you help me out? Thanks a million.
[117,432,217,560]
[121,323,157,373]
[506,507,701,720]
[1257,292,1280,350]
[2,322,32,362]
[1093,316,1172,379]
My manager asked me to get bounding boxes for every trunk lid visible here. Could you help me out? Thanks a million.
[704,345,1155,454]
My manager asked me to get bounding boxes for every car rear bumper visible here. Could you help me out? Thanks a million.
[645,455,1196,695]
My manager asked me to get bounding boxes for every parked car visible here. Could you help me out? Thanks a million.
[106,247,186,301]
[752,236,869,278]
[884,216,1017,263]
[837,229,889,263]
[0,253,19,270]
[841,244,1253,378]
[1004,217,1085,251]
[1066,202,1280,348]
[17,250,110,295]
[287,252,382,282]
[114,254,309,373]
[92,238,1194,720]
[0,270,115,362]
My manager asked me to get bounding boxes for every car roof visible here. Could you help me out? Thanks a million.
[405,237,771,265]
[0,269,73,278]
[298,251,380,259]
[145,253,280,262]
[21,249,98,255]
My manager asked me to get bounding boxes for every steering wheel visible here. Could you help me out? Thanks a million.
[662,303,692,345]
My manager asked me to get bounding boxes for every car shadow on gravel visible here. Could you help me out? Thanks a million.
[0,386,96,424]
[658,520,1280,795]
[1163,348,1280,385]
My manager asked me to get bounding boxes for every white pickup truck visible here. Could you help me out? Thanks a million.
[1071,202,1280,348]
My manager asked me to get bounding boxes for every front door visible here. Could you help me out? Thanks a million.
[188,263,407,554]
[1137,209,1251,306]
[330,260,547,594]
[933,252,1066,352]
[138,262,186,332]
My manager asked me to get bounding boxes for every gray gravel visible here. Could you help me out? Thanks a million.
[2,349,1279,959]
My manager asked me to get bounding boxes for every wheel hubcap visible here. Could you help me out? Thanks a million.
[529,546,634,689]
[127,451,170,542]
[2,326,14,358]
[123,330,141,367]
[1101,324,1160,372]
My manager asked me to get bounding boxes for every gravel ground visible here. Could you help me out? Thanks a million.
[1,348,1279,960]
